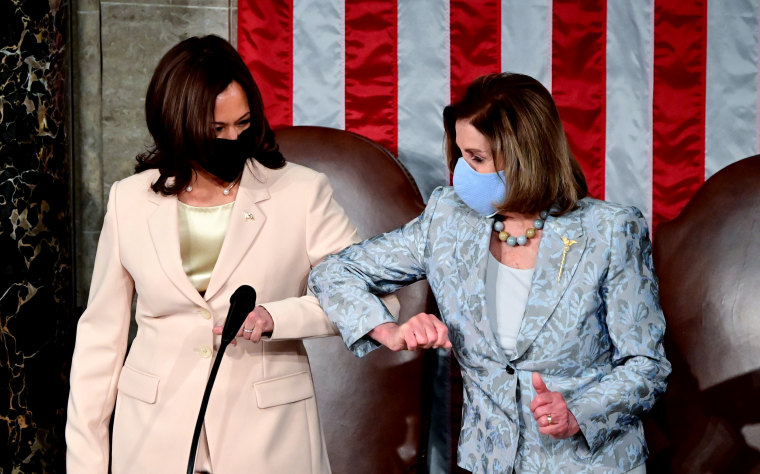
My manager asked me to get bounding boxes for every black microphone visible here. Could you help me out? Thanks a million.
[220,285,257,345]
[187,285,257,474]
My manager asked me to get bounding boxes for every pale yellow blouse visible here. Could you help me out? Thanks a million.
[177,201,235,293]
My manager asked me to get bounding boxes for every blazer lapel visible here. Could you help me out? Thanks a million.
[147,193,207,307]
[203,163,270,301]
[512,208,587,360]
[455,212,510,365]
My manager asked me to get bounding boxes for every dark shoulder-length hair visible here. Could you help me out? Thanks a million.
[443,73,587,216]
[135,35,284,195]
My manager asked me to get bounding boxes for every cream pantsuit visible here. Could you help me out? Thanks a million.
[66,162,358,473]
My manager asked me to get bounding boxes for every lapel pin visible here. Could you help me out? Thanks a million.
[558,236,578,282]
[243,211,254,221]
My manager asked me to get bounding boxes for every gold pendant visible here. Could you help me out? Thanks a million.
[558,236,578,282]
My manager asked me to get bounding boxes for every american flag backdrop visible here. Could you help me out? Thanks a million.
[237,0,760,231]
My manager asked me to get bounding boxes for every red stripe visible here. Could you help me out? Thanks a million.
[237,0,293,128]
[345,0,398,154]
[551,0,607,200]
[450,0,501,103]
[652,0,707,230]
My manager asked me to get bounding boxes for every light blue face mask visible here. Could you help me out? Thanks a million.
[452,157,507,217]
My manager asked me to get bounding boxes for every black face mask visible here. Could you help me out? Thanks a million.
[198,127,255,182]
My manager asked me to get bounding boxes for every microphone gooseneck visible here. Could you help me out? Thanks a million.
[187,285,257,474]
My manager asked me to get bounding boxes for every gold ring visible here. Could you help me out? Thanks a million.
[546,414,553,425]
[243,328,254,333]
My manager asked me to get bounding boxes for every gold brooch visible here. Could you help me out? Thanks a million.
[558,236,578,282]
[243,211,254,221]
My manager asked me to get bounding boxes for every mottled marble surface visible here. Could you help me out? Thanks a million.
[0,0,73,472]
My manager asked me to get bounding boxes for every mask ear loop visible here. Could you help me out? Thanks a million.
[492,155,509,216]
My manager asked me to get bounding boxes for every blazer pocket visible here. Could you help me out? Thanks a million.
[117,365,160,404]
[254,371,314,409]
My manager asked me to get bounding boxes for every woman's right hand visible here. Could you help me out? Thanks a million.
[369,313,452,351]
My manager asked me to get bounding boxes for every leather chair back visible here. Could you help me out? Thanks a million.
[276,126,436,474]
[648,154,760,472]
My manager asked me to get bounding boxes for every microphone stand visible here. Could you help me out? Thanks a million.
[187,285,256,474]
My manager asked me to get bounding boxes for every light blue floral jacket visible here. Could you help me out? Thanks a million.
[308,187,671,473]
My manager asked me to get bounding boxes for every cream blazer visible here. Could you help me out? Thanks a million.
[66,162,358,473]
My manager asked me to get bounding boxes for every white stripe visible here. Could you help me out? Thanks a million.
[501,0,552,91]
[705,0,760,178]
[292,0,344,128]
[604,0,655,227]
[397,0,450,200]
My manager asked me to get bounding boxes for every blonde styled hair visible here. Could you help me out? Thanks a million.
[443,73,587,215]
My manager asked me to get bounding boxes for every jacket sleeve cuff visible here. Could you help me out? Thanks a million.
[324,295,397,357]
[567,399,610,453]
[260,294,339,340]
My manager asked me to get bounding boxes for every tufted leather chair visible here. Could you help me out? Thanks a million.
[646,155,760,473]
[276,126,437,474]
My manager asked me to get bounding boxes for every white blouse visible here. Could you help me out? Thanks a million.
[485,252,534,356]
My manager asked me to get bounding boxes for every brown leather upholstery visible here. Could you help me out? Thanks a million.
[647,155,760,472]
[276,126,436,474]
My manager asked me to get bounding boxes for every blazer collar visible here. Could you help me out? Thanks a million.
[454,203,588,364]
[146,162,271,305]
[456,211,511,365]
[204,162,270,300]
[512,206,587,360]
[147,191,204,306]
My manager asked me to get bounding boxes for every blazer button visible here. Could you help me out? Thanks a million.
[199,308,211,320]
[505,366,515,375]
[198,345,212,359]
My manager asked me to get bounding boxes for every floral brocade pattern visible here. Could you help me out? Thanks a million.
[309,187,671,473]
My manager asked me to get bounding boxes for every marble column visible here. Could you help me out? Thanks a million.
[72,0,103,306]
[0,0,73,472]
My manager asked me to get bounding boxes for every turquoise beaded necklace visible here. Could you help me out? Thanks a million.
[492,211,548,247]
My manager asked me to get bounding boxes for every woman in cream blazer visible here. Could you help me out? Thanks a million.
[66,35,355,473]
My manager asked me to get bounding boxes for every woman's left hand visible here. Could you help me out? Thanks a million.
[529,372,581,439]
[212,305,274,344]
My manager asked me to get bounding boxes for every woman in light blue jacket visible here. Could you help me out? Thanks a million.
[308,73,670,473]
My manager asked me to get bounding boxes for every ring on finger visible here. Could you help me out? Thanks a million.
[546,414,553,425]
[243,328,254,333]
